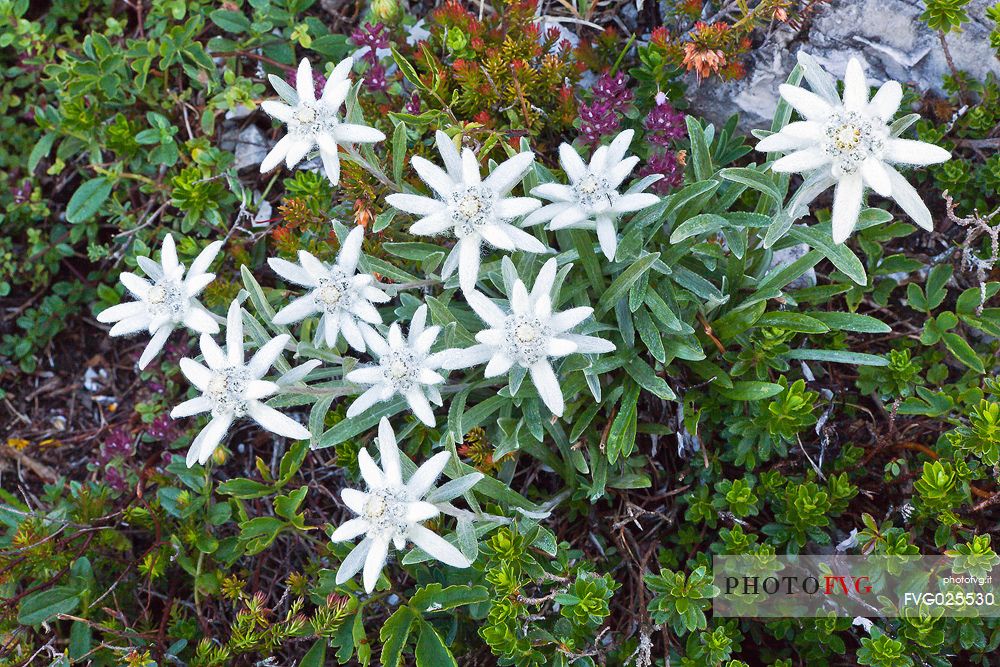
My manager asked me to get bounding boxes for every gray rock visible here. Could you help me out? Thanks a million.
[688,0,1000,131]
[770,242,817,289]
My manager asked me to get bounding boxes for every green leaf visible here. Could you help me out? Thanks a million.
[685,116,713,181]
[807,311,891,334]
[238,516,285,555]
[392,121,408,185]
[415,621,457,667]
[210,9,251,33]
[297,639,326,667]
[316,398,406,448]
[410,584,489,613]
[669,214,729,243]
[597,253,660,315]
[607,382,640,464]
[28,133,55,173]
[391,47,426,91]
[66,178,112,224]
[18,586,80,625]
[379,608,415,667]
[719,167,781,205]
[788,226,867,286]
[941,332,985,373]
[217,478,274,499]
[785,348,889,366]
[716,381,784,401]
[756,312,830,334]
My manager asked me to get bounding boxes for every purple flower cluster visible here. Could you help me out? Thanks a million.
[640,151,685,195]
[645,96,686,146]
[579,71,634,146]
[404,93,421,114]
[351,23,391,92]
[352,22,390,62]
[148,413,178,441]
[104,465,128,492]
[98,428,134,464]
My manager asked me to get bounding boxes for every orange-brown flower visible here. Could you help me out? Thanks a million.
[683,42,727,79]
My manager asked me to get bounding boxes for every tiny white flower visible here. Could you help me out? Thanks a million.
[385,131,544,292]
[439,258,615,417]
[757,53,951,243]
[171,300,310,467]
[332,417,471,593]
[526,129,659,261]
[260,58,386,186]
[345,304,445,427]
[97,234,222,370]
[268,225,390,351]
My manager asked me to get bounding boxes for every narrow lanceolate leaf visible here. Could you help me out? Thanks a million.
[669,214,729,243]
[315,397,406,448]
[409,584,489,613]
[716,381,784,401]
[757,312,831,334]
[788,225,867,286]
[607,381,640,464]
[719,167,782,205]
[597,252,660,315]
[785,348,889,367]
[807,312,891,334]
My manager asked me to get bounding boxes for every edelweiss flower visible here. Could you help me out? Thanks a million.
[440,258,615,417]
[332,417,471,593]
[757,53,951,243]
[268,225,389,351]
[260,58,386,185]
[526,130,659,261]
[171,300,309,467]
[385,131,544,292]
[98,234,222,370]
[345,305,445,426]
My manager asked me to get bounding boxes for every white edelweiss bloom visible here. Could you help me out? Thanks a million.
[332,417,471,593]
[170,300,310,467]
[260,58,386,186]
[756,53,951,243]
[268,225,389,351]
[97,234,222,370]
[436,258,615,417]
[344,304,445,426]
[385,131,544,292]
[525,129,659,261]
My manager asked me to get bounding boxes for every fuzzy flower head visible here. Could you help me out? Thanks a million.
[98,234,222,369]
[758,53,951,243]
[332,417,471,593]
[440,258,615,417]
[386,131,544,292]
[170,300,309,467]
[260,58,386,186]
[344,305,446,426]
[527,129,659,261]
[268,225,389,352]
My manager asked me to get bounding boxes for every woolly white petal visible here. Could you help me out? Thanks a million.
[261,134,294,173]
[346,385,386,418]
[612,193,658,214]
[377,417,402,485]
[771,148,830,174]
[331,518,369,543]
[529,361,564,416]
[341,488,368,514]
[882,139,951,167]
[483,152,535,194]
[432,344,493,370]
[595,217,618,261]
[458,238,482,293]
[137,326,171,369]
[532,183,575,202]
[466,291,507,327]
[189,414,232,467]
[188,240,224,280]
[335,539,371,584]
[387,193,447,216]
[295,58,316,103]
[97,301,146,324]
[179,358,213,391]
[362,536,389,593]
[261,100,294,123]
[484,352,514,377]
[559,143,588,181]
[406,501,439,523]
[886,165,934,231]
[867,80,903,122]
[268,257,316,287]
[547,337,577,357]
[531,258,559,302]
[408,524,470,568]
[247,401,309,439]
[357,449,385,488]
[412,156,455,199]
[284,137,313,169]
[778,83,834,121]
[246,380,279,400]
[496,197,541,219]
[563,333,616,354]
[200,334,228,370]
[831,172,864,244]
[273,293,318,325]
[549,307,592,332]
[410,211,453,235]
[405,389,436,427]
[171,396,212,418]
[335,123,386,144]
[136,256,163,281]
[225,302,244,365]
[407,451,451,498]
[108,315,151,336]
[861,158,892,197]
[461,148,481,184]
[119,272,151,300]
[479,224,516,251]
[842,58,869,113]
[435,130,463,180]
[183,307,218,335]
